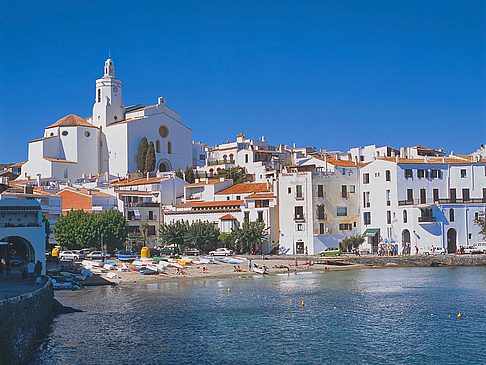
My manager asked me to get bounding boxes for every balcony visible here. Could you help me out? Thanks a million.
[294,215,305,222]
[418,216,437,224]
[436,198,486,204]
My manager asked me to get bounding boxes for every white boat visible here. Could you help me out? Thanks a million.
[252,267,267,275]
[117,263,129,272]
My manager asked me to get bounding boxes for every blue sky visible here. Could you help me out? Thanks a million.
[1,0,485,163]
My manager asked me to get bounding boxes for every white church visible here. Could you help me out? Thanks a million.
[21,59,193,181]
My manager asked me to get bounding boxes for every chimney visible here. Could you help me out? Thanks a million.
[158,96,165,104]
[88,189,92,195]
[36,174,41,187]
[89,173,92,178]
[147,172,150,181]
[105,172,109,181]
[395,155,399,163]
[195,178,200,184]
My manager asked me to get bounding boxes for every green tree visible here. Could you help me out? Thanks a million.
[175,169,184,179]
[474,212,486,239]
[184,165,195,184]
[218,232,235,250]
[339,234,365,252]
[215,166,247,184]
[96,209,129,251]
[185,221,220,253]
[159,221,188,252]
[145,141,156,172]
[231,221,265,253]
[53,210,99,249]
[137,136,149,172]
[194,170,200,181]
[139,221,150,247]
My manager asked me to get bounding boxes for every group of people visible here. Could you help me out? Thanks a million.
[0,256,12,276]
[377,243,400,256]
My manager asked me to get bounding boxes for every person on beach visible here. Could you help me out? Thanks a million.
[27,260,35,281]
[34,260,42,282]
[248,259,252,272]
[0,258,4,277]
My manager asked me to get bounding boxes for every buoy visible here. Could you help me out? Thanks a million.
[457,312,462,319]
[301,300,305,307]
[227,288,230,293]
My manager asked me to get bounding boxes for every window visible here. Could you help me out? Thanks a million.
[294,206,304,220]
[167,141,172,154]
[403,210,407,223]
[156,140,161,153]
[199,154,205,160]
[339,223,352,231]
[236,195,241,200]
[407,189,413,202]
[449,208,454,222]
[450,188,456,203]
[98,89,101,103]
[460,169,467,178]
[433,189,439,202]
[257,211,263,222]
[385,170,391,181]
[296,241,304,254]
[244,212,250,223]
[420,188,426,204]
[296,223,305,231]
[387,211,391,224]
[475,212,479,220]
[418,169,425,178]
[364,212,371,225]
[62,131,68,136]
[349,185,355,193]
[363,192,370,208]
[317,185,324,197]
[255,200,269,208]
[317,205,325,220]
[430,169,438,178]
[336,206,347,216]
[483,188,486,203]
[319,223,325,234]
[148,211,154,220]
[245,154,249,163]
[404,169,413,178]
[159,125,169,138]
[50,132,54,136]
[223,155,227,163]
[341,185,347,198]
[386,190,391,206]
[287,187,291,194]
[463,188,470,202]
[296,185,303,199]
[63,169,68,178]
[363,173,370,184]
[85,131,90,137]
[360,156,364,162]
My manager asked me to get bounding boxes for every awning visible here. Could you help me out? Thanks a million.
[363,228,379,237]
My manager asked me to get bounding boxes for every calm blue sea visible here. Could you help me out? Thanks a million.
[32,267,486,364]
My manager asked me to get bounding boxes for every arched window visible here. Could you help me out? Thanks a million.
[156,140,160,153]
[167,141,172,154]
[229,154,234,163]
[98,89,101,103]
[403,210,407,223]
[159,125,169,138]
[386,170,391,181]
[449,208,454,222]
[223,155,227,163]
[402,229,410,243]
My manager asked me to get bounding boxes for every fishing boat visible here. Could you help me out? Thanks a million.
[252,267,267,275]
[117,251,137,262]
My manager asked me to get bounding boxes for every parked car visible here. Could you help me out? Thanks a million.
[318,247,341,256]
[473,242,486,254]
[463,246,483,254]
[184,247,201,256]
[80,248,93,257]
[423,247,446,255]
[72,250,85,259]
[161,246,179,256]
[209,248,233,256]
[59,251,81,260]
[86,251,110,260]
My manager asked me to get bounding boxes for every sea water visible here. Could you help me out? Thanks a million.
[32,267,486,364]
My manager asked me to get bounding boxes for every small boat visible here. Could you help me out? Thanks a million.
[50,277,81,290]
[106,272,120,279]
[141,269,157,275]
[117,251,137,262]
[214,258,228,264]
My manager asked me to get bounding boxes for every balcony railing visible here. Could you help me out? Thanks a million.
[400,198,486,206]
[294,215,305,222]
[418,216,437,223]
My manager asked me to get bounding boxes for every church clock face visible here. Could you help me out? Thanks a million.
[113,86,118,95]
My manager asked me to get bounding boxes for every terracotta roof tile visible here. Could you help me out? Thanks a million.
[112,176,168,187]
[219,214,238,220]
[186,179,224,187]
[244,192,276,199]
[174,200,244,208]
[314,157,363,167]
[44,157,77,164]
[216,183,271,195]
[57,187,115,198]
[45,114,97,129]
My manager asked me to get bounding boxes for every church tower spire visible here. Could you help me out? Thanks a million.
[92,58,125,128]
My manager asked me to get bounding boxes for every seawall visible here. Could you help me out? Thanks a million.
[342,254,486,267]
[0,279,54,364]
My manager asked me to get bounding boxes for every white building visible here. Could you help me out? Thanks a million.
[21,59,193,182]
[359,155,486,254]
[278,158,361,255]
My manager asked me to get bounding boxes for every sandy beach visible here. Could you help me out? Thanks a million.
[76,257,365,286]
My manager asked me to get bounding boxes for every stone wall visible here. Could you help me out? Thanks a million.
[0,279,54,364]
[342,254,486,267]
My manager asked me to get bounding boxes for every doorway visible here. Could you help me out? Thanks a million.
[447,228,457,253]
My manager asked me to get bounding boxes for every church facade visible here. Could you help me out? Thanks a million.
[21,59,193,181]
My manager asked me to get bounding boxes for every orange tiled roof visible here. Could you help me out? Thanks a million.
[314,157,363,167]
[9,161,27,168]
[216,183,271,195]
[112,176,168,187]
[219,214,237,220]
[244,192,276,199]
[377,156,484,165]
[174,200,244,208]
[114,190,155,195]
[29,136,56,143]
[57,187,115,198]
[186,179,224,187]
[45,114,97,129]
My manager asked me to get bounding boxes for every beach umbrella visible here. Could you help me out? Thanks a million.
[390,238,396,243]
[383,238,389,243]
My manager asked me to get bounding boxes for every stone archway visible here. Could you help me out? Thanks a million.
[447,228,457,253]
[0,236,36,263]
[158,159,172,172]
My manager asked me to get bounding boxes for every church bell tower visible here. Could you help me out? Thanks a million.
[92,59,125,127]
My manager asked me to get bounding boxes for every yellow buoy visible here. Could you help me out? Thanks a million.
[227,288,231,293]
[457,312,462,319]
[301,300,305,307]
